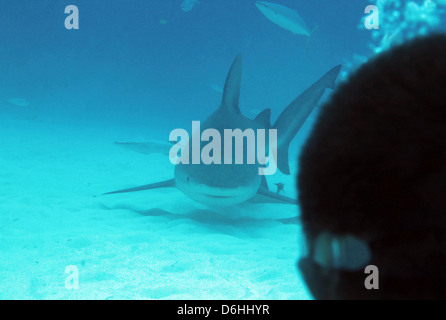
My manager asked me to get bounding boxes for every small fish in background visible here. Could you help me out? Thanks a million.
[159,19,168,25]
[275,183,285,194]
[255,1,319,51]
[6,98,30,107]
[181,0,200,12]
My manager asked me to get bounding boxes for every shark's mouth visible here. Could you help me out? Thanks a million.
[192,187,252,199]
[205,194,233,199]
[177,182,259,207]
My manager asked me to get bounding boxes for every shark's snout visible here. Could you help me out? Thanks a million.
[175,164,261,207]
[178,181,260,207]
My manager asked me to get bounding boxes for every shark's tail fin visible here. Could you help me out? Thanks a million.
[305,25,320,53]
[273,64,342,175]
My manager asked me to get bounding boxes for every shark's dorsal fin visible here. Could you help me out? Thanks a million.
[254,108,272,128]
[221,54,242,114]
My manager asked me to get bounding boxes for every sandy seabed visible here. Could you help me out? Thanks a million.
[0,113,310,300]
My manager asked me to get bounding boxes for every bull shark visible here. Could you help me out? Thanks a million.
[105,55,341,207]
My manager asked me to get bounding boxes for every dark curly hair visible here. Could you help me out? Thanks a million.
[298,34,446,299]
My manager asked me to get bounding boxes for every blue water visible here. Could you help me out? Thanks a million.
[0,0,444,299]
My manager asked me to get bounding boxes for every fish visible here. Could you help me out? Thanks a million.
[105,55,341,207]
[6,98,30,107]
[275,183,285,194]
[181,0,199,12]
[255,1,319,50]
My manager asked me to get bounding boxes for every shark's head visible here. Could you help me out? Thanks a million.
[175,161,261,207]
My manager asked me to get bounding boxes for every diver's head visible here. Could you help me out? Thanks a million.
[297,34,446,299]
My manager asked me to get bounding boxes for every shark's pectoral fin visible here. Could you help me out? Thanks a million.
[114,141,173,156]
[103,178,176,195]
[248,186,298,205]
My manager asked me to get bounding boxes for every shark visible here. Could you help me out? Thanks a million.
[105,55,341,207]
